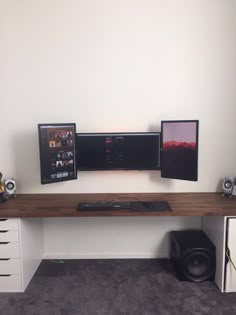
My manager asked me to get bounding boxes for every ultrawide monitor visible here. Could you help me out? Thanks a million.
[76,132,161,171]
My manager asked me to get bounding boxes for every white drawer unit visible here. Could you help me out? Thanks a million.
[0,218,22,292]
[0,218,18,230]
[0,275,21,291]
[0,242,20,259]
[0,230,19,242]
[0,217,42,292]
[0,259,21,274]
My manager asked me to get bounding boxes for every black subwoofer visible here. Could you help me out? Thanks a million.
[170,230,216,282]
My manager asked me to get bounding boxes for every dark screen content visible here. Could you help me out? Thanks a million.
[76,133,160,170]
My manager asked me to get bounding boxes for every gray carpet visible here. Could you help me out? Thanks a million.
[1,259,236,315]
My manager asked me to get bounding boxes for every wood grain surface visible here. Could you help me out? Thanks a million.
[0,193,236,217]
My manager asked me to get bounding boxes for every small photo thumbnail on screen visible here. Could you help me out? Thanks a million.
[61,139,73,147]
[49,141,56,148]
[55,141,61,147]
[57,151,73,159]
[53,172,69,179]
[66,151,73,158]
[62,160,68,167]
[60,131,68,139]
[55,160,74,168]
[55,130,73,140]
[56,160,63,168]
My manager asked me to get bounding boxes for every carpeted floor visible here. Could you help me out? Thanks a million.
[1,259,236,315]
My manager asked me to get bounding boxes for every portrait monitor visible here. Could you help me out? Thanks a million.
[38,123,77,184]
[76,132,161,171]
[161,120,199,181]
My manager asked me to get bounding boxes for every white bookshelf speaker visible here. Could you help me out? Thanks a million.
[222,177,234,196]
[4,178,16,197]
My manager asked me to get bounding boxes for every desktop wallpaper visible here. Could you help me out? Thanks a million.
[161,121,198,181]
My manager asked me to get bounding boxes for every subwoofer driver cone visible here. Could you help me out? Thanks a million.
[182,250,215,282]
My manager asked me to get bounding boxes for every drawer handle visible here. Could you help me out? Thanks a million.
[0,231,8,233]
[0,242,10,245]
[0,274,11,277]
[0,258,10,261]
[0,219,7,222]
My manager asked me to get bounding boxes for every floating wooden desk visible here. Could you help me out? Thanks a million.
[1,192,236,293]
[0,192,236,217]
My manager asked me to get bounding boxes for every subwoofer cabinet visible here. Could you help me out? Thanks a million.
[203,216,236,293]
[170,230,216,282]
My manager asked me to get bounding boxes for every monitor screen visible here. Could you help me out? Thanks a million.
[38,123,77,184]
[161,120,199,181]
[76,132,161,171]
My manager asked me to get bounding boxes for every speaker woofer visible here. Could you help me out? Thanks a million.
[170,230,216,282]
[182,250,215,282]
[224,180,232,189]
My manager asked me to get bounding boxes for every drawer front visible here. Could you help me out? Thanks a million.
[0,242,20,258]
[0,219,18,231]
[0,259,21,274]
[0,275,22,291]
[0,231,19,242]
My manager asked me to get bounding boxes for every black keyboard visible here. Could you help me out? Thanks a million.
[130,201,171,212]
[77,202,131,210]
[77,201,171,212]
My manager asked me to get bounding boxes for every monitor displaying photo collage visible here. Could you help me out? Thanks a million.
[38,123,77,184]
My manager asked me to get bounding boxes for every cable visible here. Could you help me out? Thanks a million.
[226,248,236,271]
[50,259,65,264]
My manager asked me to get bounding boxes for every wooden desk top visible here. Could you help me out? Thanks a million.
[0,193,236,218]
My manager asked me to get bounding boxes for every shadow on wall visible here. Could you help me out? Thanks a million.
[216,178,224,193]
[153,231,169,258]
[12,129,40,192]
[148,123,173,190]
[149,170,173,191]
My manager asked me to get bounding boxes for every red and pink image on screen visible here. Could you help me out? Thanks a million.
[161,121,198,181]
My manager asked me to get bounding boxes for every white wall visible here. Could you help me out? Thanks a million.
[1,1,236,257]
[1,0,236,193]
[42,217,201,259]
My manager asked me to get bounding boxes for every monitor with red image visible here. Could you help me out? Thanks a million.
[38,123,77,184]
[161,120,199,181]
